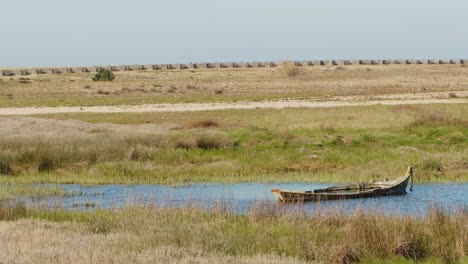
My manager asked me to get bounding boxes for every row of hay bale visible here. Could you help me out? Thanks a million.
[2,59,467,76]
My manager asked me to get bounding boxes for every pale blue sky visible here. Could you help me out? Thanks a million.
[1,0,467,67]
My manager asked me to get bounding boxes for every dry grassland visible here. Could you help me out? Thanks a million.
[1,65,467,107]
[0,205,466,264]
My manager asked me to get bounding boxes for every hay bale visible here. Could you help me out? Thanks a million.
[461,59,468,64]
[382,60,392,65]
[439,59,450,64]
[89,67,99,72]
[332,60,345,65]
[30,69,43,74]
[166,64,179,70]
[371,60,381,65]
[294,61,304,67]
[1,70,13,76]
[320,60,331,65]
[179,64,190,69]
[111,66,123,71]
[51,68,65,74]
[126,65,140,71]
[220,62,233,68]
[449,59,459,64]
[427,59,438,64]
[153,64,166,70]
[359,60,371,65]
[268,61,279,67]
[143,64,155,70]
[20,69,31,75]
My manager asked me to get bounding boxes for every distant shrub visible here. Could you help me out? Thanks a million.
[97,89,110,95]
[190,120,219,129]
[18,78,31,84]
[214,88,224,94]
[407,111,468,128]
[196,131,234,149]
[174,136,197,149]
[93,69,115,81]
[278,61,301,77]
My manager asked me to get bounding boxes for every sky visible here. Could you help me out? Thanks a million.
[1,0,467,67]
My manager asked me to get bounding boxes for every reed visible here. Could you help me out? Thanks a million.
[0,105,466,184]
[1,201,466,263]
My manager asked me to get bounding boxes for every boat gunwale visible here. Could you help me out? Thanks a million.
[271,167,413,202]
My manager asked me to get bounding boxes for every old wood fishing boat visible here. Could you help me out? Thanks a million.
[271,167,414,202]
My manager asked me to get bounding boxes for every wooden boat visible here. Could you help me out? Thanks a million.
[271,167,414,202]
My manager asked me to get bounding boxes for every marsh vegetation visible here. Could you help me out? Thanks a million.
[0,104,466,184]
[0,201,466,263]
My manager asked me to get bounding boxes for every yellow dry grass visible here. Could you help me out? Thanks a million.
[0,219,304,264]
[1,65,467,107]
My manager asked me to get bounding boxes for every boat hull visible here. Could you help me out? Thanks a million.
[272,168,412,203]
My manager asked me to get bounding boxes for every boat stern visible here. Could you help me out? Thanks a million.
[271,189,284,202]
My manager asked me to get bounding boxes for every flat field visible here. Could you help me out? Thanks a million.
[1,64,468,107]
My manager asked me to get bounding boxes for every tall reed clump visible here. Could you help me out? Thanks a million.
[24,204,464,263]
[0,200,27,221]
[0,160,14,175]
[194,131,235,149]
[404,108,468,129]
[0,130,237,175]
[278,61,301,77]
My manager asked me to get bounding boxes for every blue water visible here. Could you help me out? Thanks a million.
[29,182,468,216]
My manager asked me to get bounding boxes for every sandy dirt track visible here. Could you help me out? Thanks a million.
[1,91,467,115]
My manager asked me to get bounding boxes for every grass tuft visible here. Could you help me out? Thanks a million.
[190,120,219,129]
[0,161,14,175]
[278,61,301,77]
[196,131,235,149]
[0,201,27,221]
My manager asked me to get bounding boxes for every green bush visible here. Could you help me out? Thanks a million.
[93,69,115,81]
